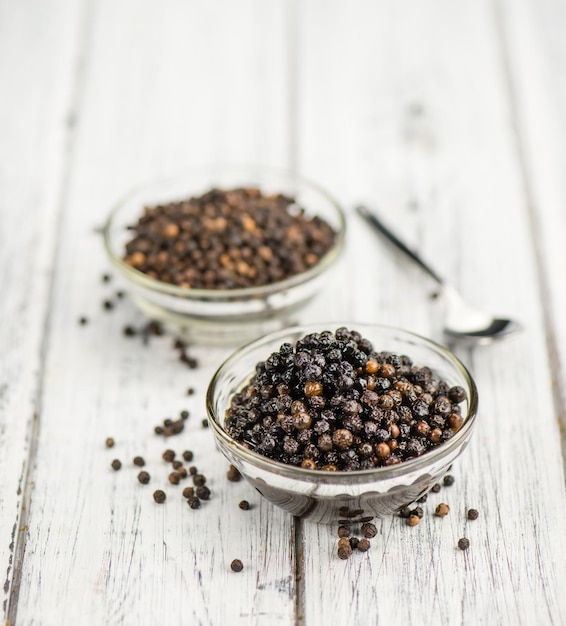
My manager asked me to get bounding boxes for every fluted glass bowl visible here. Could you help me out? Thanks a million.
[206,323,478,524]
[103,165,346,344]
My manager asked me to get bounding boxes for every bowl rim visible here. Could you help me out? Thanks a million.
[102,163,346,299]
[206,322,479,483]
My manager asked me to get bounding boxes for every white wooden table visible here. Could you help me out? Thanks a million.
[2,0,566,624]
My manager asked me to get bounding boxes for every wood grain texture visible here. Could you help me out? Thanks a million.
[3,0,566,624]
[0,0,83,619]
[10,1,296,624]
[496,0,566,451]
[297,0,566,624]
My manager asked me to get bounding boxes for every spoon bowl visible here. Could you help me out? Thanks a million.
[356,206,521,344]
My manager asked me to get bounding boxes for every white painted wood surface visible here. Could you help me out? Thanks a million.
[1,0,565,624]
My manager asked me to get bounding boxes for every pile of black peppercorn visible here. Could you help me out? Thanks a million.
[123,187,336,289]
[226,327,468,471]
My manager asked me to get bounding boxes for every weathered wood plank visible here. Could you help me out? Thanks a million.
[11,1,296,624]
[496,0,566,456]
[0,0,83,620]
[297,0,566,624]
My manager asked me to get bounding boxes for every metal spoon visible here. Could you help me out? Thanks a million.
[356,205,521,344]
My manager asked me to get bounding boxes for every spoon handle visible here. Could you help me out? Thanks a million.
[356,205,445,286]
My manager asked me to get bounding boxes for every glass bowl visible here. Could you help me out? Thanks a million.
[206,323,478,524]
[103,165,346,344]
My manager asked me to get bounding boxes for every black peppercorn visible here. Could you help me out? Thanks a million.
[111,459,121,471]
[227,465,241,482]
[458,537,470,550]
[196,486,211,500]
[162,450,175,462]
[239,500,250,510]
[337,526,350,538]
[337,544,353,560]
[153,490,166,503]
[133,456,145,467]
[187,496,201,509]
[230,559,244,572]
[182,450,194,462]
[192,474,206,487]
[443,474,455,487]
[467,509,479,521]
[79,316,88,325]
[138,471,150,484]
[431,483,441,493]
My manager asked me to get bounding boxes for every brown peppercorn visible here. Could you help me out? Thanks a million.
[304,381,323,397]
[361,522,377,538]
[230,559,244,572]
[293,412,312,431]
[332,429,353,450]
[375,442,391,459]
[187,496,201,509]
[337,537,351,548]
[111,459,121,471]
[153,490,166,503]
[467,508,479,521]
[365,359,379,374]
[448,413,463,430]
[321,464,338,471]
[407,515,420,527]
[133,456,145,467]
[162,449,175,462]
[380,363,395,378]
[435,503,450,517]
[458,537,470,550]
[399,505,412,518]
[105,437,115,448]
[357,538,371,552]
[337,544,353,560]
[168,472,181,485]
[182,487,194,499]
[431,483,441,493]
[301,459,317,470]
[182,450,194,462]
[172,460,183,470]
[137,471,150,485]
[337,526,351,538]
[239,500,250,510]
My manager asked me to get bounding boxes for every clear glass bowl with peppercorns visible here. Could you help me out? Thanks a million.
[206,323,478,524]
[103,165,346,344]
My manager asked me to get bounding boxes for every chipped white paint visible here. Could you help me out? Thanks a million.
[1,0,565,624]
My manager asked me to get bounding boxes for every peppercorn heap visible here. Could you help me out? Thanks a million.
[225,327,468,471]
[123,187,336,289]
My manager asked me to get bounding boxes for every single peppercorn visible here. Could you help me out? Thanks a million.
[168,472,181,485]
[102,273,111,283]
[182,450,194,462]
[337,526,351,538]
[230,559,244,572]
[431,483,441,493]
[187,496,201,509]
[458,537,470,551]
[467,508,479,521]
[349,537,359,550]
[443,474,455,486]
[361,522,377,538]
[412,506,424,519]
[357,538,371,552]
[399,505,412,519]
[192,474,206,487]
[133,456,145,467]
[227,465,241,482]
[337,544,353,560]
[182,487,194,498]
[435,503,450,517]
[239,500,250,510]
[154,426,164,435]
[407,515,420,527]
[137,471,150,484]
[172,460,183,470]
[105,437,115,448]
[123,326,136,337]
[79,316,88,325]
[153,490,166,503]
[201,419,209,429]
[189,466,198,475]
[116,290,124,298]
[180,410,189,420]
[111,459,121,471]
[187,387,195,396]
[162,449,175,462]
[103,300,113,311]
[196,486,211,500]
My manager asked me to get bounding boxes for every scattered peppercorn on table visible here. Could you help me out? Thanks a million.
[2,1,566,625]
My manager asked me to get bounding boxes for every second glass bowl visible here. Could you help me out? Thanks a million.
[103,165,346,344]
[206,323,478,524]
